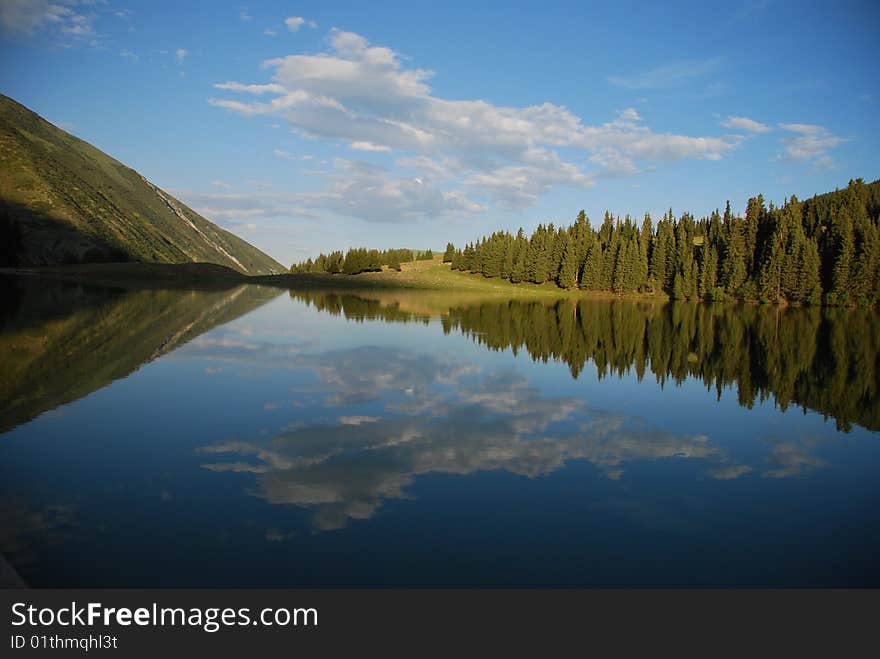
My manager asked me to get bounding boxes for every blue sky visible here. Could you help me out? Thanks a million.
[1,0,877,265]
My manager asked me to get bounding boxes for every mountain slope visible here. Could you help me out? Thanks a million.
[0,94,285,274]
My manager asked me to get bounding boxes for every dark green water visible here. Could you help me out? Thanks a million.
[1,276,878,586]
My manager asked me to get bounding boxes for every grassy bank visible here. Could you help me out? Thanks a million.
[3,256,671,301]
[259,256,670,301]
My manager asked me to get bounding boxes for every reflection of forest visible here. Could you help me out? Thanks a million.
[290,289,879,432]
[0,275,282,434]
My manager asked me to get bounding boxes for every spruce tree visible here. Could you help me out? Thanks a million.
[557,237,579,289]
[649,220,667,293]
[510,228,528,283]
[501,233,515,280]
[830,205,854,305]
[580,242,604,290]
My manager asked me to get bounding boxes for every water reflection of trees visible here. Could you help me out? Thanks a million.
[289,290,879,432]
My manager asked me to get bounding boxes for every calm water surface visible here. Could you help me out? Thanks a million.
[1,275,878,586]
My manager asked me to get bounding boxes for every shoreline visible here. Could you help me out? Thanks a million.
[1,260,874,308]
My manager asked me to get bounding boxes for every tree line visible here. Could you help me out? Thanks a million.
[444,178,880,306]
[290,248,433,275]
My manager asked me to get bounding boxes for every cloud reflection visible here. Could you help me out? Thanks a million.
[200,349,726,530]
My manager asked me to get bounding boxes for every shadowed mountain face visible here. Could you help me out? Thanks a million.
[0,275,283,434]
[0,94,284,274]
[289,290,880,432]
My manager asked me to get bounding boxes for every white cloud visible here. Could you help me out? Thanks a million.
[211,180,233,189]
[777,123,847,168]
[285,16,304,32]
[210,30,740,221]
[119,49,138,63]
[239,8,252,22]
[721,115,771,133]
[350,141,391,152]
[589,148,639,177]
[176,48,188,62]
[395,155,456,181]
[608,58,722,90]
[284,16,316,32]
[316,159,486,222]
[469,148,597,208]
[179,158,486,225]
[179,189,315,221]
[0,0,96,42]
[264,28,277,37]
[60,12,91,36]
[214,81,286,95]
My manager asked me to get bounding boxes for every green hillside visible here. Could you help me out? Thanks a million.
[0,94,285,274]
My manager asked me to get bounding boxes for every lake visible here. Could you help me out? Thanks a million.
[1,274,878,587]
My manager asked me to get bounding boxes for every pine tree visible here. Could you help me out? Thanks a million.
[501,233,515,279]
[674,217,694,299]
[601,221,619,290]
[510,228,528,283]
[549,226,567,283]
[637,213,652,291]
[451,249,464,270]
[745,194,766,277]
[672,271,686,300]
[557,237,579,289]
[851,203,880,306]
[649,219,668,293]
[580,242,604,290]
[721,216,747,296]
[799,239,823,305]
[830,204,854,305]
[462,243,475,271]
[526,225,546,283]
[700,243,718,298]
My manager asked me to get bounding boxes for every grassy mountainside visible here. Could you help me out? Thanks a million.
[0,275,283,434]
[0,94,284,274]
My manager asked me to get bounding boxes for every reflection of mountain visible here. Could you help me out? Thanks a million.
[201,358,723,530]
[0,276,282,433]
[289,290,880,432]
